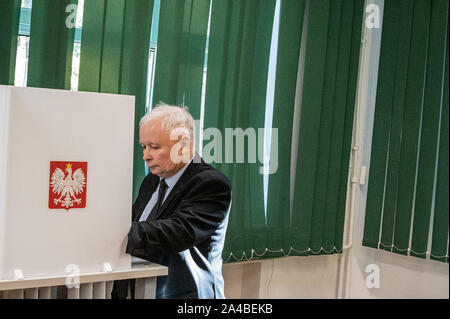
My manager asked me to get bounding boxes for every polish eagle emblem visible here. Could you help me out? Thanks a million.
[49,162,87,210]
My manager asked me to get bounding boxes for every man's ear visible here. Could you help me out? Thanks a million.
[180,135,189,153]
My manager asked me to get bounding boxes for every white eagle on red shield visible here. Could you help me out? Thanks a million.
[49,161,87,210]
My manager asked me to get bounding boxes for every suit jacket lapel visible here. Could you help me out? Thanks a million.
[135,175,159,222]
[148,155,203,221]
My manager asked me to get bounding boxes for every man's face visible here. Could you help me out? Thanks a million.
[139,117,185,178]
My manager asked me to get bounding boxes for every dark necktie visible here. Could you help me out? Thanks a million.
[150,179,168,216]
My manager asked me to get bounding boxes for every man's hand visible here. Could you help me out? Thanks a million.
[125,222,142,254]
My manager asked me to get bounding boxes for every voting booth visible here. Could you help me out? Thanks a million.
[0,85,135,281]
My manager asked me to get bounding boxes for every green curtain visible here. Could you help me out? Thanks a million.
[203,0,364,262]
[267,0,363,259]
[204,0,277,261]
[27,0,77,89]
[431,35,448,263]
[363,0,449,263]
[0,0,21,85]
[151,0,210,149]
[264,0,306,258]
[266,0,363,259]
[78,0,154,202]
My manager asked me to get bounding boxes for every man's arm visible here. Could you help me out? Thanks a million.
[126,174,231,260]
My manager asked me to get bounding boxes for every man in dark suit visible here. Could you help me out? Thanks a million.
[112,104,231,299]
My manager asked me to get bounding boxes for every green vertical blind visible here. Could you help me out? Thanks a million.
[27,0,77,89]
[363,0,449,263]
[264,0,306,259]
[202,0,364,261]
[204,0,277,261]
[151,0,210,139]
[0,0,21,85]
[78,0,154,201]
[289,0,363,257]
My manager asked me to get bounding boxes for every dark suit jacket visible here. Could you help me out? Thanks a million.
[120,155,231,299]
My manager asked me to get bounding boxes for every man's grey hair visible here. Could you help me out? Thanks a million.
[140,103,195,149]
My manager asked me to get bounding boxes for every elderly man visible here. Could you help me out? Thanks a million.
[112,104,231,299]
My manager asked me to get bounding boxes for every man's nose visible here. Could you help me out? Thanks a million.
[143,148,152,161]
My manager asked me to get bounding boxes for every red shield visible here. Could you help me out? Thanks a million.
[48,161,88,211]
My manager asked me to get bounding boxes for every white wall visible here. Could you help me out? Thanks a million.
[222,0,449,299]
[223,247,448,299]
[347,244,449,299]
[224,255,340,299]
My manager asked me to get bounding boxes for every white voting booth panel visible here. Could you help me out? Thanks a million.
[0,86,134,281]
